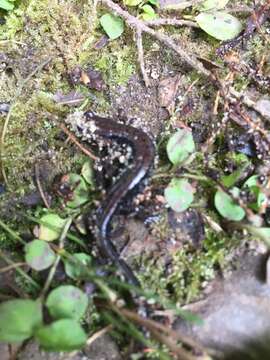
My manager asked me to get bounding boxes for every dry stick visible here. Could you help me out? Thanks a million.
[145,18,199,27]
[0,57,52,186]
[151,329,196,360]
[35,163,50,209]
[59,123,98,160]
[136,28,150,87]
[230,87,270,119]
[0,262,26,274]
[101,0,210,79]
[119,308,206,355]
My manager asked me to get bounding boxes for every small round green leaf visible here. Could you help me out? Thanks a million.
[164,178,194,212]
[141,4,157,21]
[243,175,266,211]
[124,0,142,6]
[167,129,195,165]
[25,240,56,271]
[38,213,67,241]
[81,161,94,186]
[214,187,245,221]
[199,0,230,11]
[35,319,87,351]
[64,253,92,280]
[0,300,42,343]
[100,13,124,40]
[46,285,88,320]
[65,174,90,209]
[0,0,14,10]
[196,11,242,41]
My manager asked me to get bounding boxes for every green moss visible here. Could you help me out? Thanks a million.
[140,226,236,305]
[95,43,136,85]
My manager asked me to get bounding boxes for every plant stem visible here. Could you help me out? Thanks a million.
[0,250,40,290]
[0,219,26,245]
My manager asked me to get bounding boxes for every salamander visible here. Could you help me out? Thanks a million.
[66,111,155,286]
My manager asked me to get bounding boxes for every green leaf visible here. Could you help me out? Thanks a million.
[35,319,87,351]
[167,129,195,166]
[65,173,90,209]
[81,161,94,186]
[243,175,266,211]
[148,0,158,5]
[164,178,194,212]
[141,4,157,20]
[214,187,245,221]
[46,285,88,320]
[38,213,67,241]
[25,240,56,271]
[221,156,250,188]
[123,0,142,6]
[64,253,92,280]
[0,0,14,10]
[0,300,42,343]
[196,11,242,41]
[100,14,124,40]
[199,0,230,11]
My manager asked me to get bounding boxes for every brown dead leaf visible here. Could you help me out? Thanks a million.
[158,74,182,114]
[80,70,91,85]
[85,68,106,91]
[69,66,106,91]
[94,35,109,50]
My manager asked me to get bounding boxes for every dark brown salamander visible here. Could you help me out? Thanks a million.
[67,111,155,286]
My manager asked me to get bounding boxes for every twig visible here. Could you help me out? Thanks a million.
[145,18,199,28]
[35,164,50,209]
[151,329,196,360]
[0,262,26,274]
[226,5,253,13]
[136,29,150,87]
[230,88,270,119]
[0,57,52,186]
[59,123,98,160]
[101,0,210,79]
[0,250,40,290]
[119,308,206,354]
[0,219,26,245]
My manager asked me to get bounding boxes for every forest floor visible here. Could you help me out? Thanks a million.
[0,0,270,359]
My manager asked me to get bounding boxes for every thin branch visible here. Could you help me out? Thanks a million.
[0,262,26,274]
[151,329,196,360]
[101,0,210,78]
[145,18,199,28]
[35,163,50,209]
[59,123,98,160]
[0,250,40,290]
[136,28,150,87]
[0,219,26,245]
[119,308,206,354]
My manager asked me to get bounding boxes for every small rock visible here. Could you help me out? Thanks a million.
[254,97,270,121]
[84,333,122,360]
